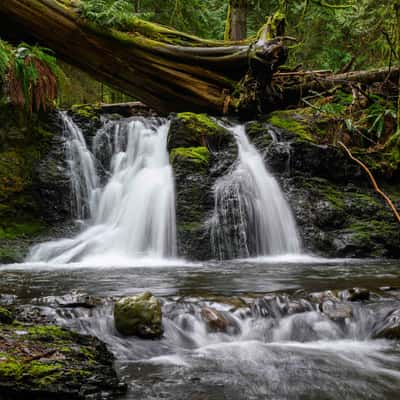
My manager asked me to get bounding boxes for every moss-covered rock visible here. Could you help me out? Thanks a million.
[267,110,314,142]
[0,322,126,399]
[114,292,163,338]
[170,146,210,170]
[168,112,231,152]
[0,306,13,324]
[0,103,71,263]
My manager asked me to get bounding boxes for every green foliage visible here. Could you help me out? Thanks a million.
[8,43,62,112]
[80,0,137,30]
[0,40,11,82]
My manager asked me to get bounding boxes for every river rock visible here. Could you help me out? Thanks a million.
[114,292,163,338]
[201,306,240,334]
[0,306,13,324]
[321,300,353,321]
[0,321,126,399]
[373,309,400,340]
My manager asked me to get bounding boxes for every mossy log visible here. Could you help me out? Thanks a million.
[0,0,287,115]
[0,1,398,116]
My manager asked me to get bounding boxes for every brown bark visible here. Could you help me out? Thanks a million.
[225,0,248,41]
[274,68,400,108]
[0,0,283,115]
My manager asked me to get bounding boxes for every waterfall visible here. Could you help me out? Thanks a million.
[28,113,177,263]
[211,124,301,259]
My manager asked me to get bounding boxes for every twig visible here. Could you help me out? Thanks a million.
[338,141,400,224]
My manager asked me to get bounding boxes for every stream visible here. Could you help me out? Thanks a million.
[1,258,400,399]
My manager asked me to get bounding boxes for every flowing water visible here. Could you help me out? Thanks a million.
[2,115,399,398]
[1,260,400,400]
[211,125,301,259]
[28,114,177,264]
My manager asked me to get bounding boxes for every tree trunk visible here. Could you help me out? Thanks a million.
[224,0,248,41]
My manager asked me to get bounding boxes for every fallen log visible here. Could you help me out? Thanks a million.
[0,1,397,116]
[0,0,286,115]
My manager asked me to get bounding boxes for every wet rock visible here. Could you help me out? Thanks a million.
[114,292,163,338]
[36,292,102,309]
[170,114,237,260]
[321,300,353,321]
[0,294,17,307]
[200,306,240,334]
[373,309,400,340]
[168,112,231,152]
[340,288,370,302]
[0,306,13,324]
[0,104,72,263]
[0,322,126,399]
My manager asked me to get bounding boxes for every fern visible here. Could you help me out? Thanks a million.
[0,40,11,82]
[8,43,61,112]
[80,0,136,30]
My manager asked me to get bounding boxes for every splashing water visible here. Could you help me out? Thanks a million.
[211,124,301,259]
[28,113,177,264]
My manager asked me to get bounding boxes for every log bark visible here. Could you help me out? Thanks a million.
[274,67,400,108]
[0,0,286,115]
[224,0,248,41]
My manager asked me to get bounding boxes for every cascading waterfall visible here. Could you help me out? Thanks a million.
[211,124,301,259]
[28,113,177,263]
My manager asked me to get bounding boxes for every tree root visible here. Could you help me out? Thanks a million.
[338,141,400,224]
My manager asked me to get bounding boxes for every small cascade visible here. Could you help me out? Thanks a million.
[62,112,99,219]
[28,113,177,263]
[211,125,301,259]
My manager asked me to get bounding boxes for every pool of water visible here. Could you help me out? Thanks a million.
[1,258,400,399]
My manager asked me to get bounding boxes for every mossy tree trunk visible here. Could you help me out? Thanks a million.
[0,0,286,116]
[224,0,248,41]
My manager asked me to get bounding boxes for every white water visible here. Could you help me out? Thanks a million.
[28,114,177,264]
[211,125,301,259]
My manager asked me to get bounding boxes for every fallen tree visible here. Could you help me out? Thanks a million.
[0,0,398,116]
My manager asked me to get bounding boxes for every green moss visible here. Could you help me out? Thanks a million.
[177,112,224,137]
[70,103,101,120]
[170,146,210,166]
[27,325,76,341]
[0,307,13,324]
[27,361,63,386]
[0,358,23,379]
[0,222,45,240]
[349,220,395,239]
[268,110,313,142]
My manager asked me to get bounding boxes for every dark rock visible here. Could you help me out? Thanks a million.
[114,292,163,338]
[0,104,72,263]
[170,115,237,260]
[373,309,400,340]
[168,112,232,152]
[0,322,126,399]
[35,292,102,309]
[0,306,13,324]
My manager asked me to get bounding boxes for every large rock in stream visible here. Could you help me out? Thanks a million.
[0,317,126,399]
[114,292,163,338]
[168,112,237,259]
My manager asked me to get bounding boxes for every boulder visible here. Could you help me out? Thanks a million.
[114,292,163,338]
[0,322,126,399]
